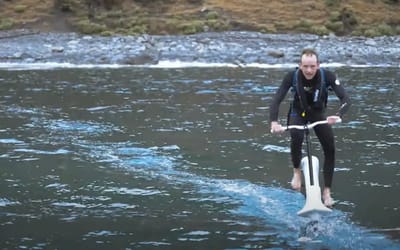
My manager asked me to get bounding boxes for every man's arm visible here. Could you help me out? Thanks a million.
[269,72,292,122]
[269,72,292,133]
[327,72,351,118]
[332,80,351,118]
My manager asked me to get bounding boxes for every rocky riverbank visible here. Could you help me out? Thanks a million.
[1,30,400,67]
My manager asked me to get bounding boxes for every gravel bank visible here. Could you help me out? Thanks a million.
[1,30,400,66]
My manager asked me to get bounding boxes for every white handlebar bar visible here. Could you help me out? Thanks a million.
[285,117,342,131]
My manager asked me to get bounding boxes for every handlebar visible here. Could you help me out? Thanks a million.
[285,117,342,131]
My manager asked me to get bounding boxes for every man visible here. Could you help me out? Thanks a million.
[269,48,351,207]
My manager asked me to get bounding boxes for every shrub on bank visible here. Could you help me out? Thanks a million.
[0,19,14,30]
[73,19,107,34]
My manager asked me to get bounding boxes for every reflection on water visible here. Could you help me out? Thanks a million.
[0,67,399,249]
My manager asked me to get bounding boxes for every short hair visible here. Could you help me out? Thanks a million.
[301,48,319,63]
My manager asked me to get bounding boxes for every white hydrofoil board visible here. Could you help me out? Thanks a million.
[297,156,332,217]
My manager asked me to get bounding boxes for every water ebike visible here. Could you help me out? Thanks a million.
[285,117,341,216]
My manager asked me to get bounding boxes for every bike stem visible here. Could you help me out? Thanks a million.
[304,128,314,186]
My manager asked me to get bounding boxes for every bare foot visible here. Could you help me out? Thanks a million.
[323,188,334,207]
[291,168,302,191]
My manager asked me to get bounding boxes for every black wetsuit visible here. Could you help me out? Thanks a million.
[269,68,351,188]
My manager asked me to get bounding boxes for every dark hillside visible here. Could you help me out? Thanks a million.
[0,0,399,36]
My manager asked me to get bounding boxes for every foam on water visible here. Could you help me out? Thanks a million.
[72,137,399,249]
[2,103,397,248]
[0,61,398,71]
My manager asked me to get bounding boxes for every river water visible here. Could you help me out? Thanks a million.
[0,65,399,249]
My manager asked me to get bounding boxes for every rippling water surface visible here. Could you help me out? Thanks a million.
[0,66,399,249]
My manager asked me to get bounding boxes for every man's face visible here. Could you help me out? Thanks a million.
[299,54,320,80]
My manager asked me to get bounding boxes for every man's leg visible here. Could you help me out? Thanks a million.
[314,123,335,207]
[322,187,333,207]
[291,168,302,191]
[289,113,305,191]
